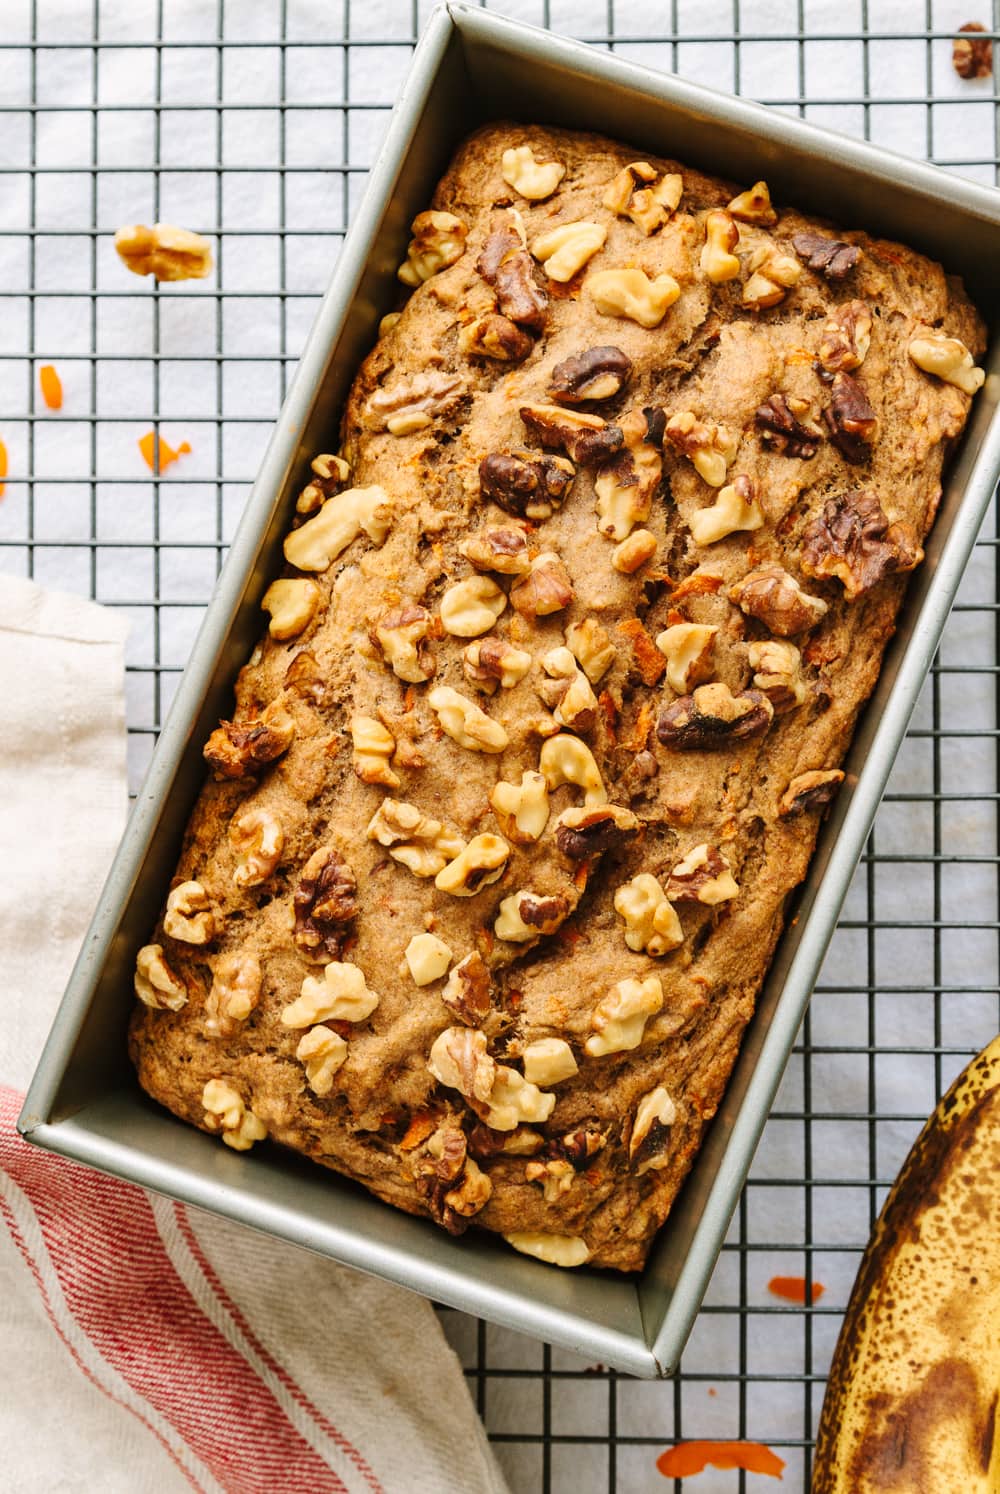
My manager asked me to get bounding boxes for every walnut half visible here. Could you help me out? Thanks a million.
[115,222,213,281]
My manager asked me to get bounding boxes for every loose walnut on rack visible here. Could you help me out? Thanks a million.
[293,847,358,961]
[729,564,828,636]
[115,222,213,281]
[953,20,993,78]
[397,210,468,286]
[203,699,296,780]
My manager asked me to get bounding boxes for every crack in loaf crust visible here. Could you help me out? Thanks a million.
[129,122,986,1272]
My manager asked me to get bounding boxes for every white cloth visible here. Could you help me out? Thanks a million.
[0,576,507,1494]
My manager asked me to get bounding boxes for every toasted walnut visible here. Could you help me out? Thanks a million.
[741,244,802,310]
[134,943,187,1011]
[463,636,532,694]
[439,575,507,638]
[699,210,741,284]
[440,1154,492,1223]
[202,1079,267,1151]
[614,874,683,956]
[509,551,575,620]
[565,617,616,684]
[524,1158,576,1202]
[953,20,992,78]
[203,951,261,1039]
[296,1025,348,1097]
[554,804,639,862]
[538,646,599,732]
[586,975,663,1057]
[164,881,216,945]
[428,685,509,753]
[379,312,401,337]
[282,960,379,1029]
[657,681,774,751]
[467,1124,544,1160]
[595,407,663,540]
[435,834,510,897]
[754,394,824,459]
[629,1086,677,1175]
[293,848,357,960]
[654,622,717,695]
[458,312,534,362]
[373,603,435,684]
[283,649,325,707]
[229,808,284,887]
[602,160,683,233]
[490,770,550,843]
[479,450,576,520]
[549,346,633,406]
[908,332,985,395]
[397,210,468,286]
[522,1038,578,1087]
[664,410,738,488]
[791,231,861,282]
[823,371,878,463]
[404,931,454,986]
[779,767,845,817]
[729,564,828,636]
[441,951,492,1026]
[115,222,212,281]
[494,890,571,943]
[204,699,295,780]
[688,474,763,545]
[586,267,681,328]
[727,180,777,225]
[667,844,739,904]
[427,1026,555,1131]
[747,638,808,712]
[460,526,531,576]
[367,797,466,878]
[261,578,321,640]
[530,221,607,282]
[817,300,872,374]
[295,453,351,516]
[480,1067,557,1131]
[349,715,399,789]
[539,733,607,805]
[504,1232,590,1267]
[477,210,549,330]
[501,144,566,200]
[801,490,922,599]
[612,529,657,574]
[519,404,624,466]
[284,485,392,572]
[369,372,464,436]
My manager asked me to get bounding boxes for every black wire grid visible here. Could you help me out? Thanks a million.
[1,2,998,1490]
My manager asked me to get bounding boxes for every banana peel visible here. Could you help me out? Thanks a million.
[813,1031,1000,1492]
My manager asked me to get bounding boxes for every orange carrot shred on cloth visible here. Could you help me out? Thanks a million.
[656,1441,786,1479]
[39,364,63,410]
[768,1275,826,1305]
[138,432,191,472]
[0,438,7,499]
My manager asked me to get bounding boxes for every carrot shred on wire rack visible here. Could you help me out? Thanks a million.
[768,1274,826,1304]
[138,431,191,473]
[0,438,7,499]
[39,364,63,410]
[656,1440,786,1479]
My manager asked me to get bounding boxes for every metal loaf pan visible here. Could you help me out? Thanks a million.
[20,4,1000,1377]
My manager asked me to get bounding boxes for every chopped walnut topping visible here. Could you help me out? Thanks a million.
[612,528,658,574]
[441,951,492,1026]
[490,770,551,843]
[460,525,531,576]
[503,1232,591,1268]
[439,575,507,638]
[729,564,829,636]
[779,768,846,817]
[501,144,566,200]
[411,1125,492,1232]
[754,393,823,459]
[293,847,358,961]
[549,346,633,405]
[602,160,683,234]
[801,491,923,599]
[397,210,467,286]
[458,313,534,362]
[296,1025,348,1097]
[565,617,616,684]
[229,807,284,887]
[428,685,510,753]
[367,797,466,878]
[688,474,763,545]
[477,210,549,330]
[296,453,351,516]
[434,834,510,897]
[586,266,681,328]
[369,372,464,436]
[115,222,213,281]
[350,715,400,789]
[664,410,738,487]
[283,649,325,707]
[164,880,216,945]
[823,371,877,463]
[595,407,663,540]
[428,1026,555,1131]
[404,931,454,986]
[727,180,777,225]
[538,645,599,732]
[378,312,401,337]
[284,485,393,571]
[525,1158,576,1202]
[521,1038,578,1087]
[494,890,571,943]
[614,874,683,956]
[908,332,985,395]
[953,20,993,78]
[554,804,639,862]
[204,951,262,1039]
[741,244,802,310]
[657,681,774,751]
[509,551,574,620]
[817,300,872,374]
[373,603,435,684]
[134,943,187,1011]
[261,578,321,639]
[747,638,808,712]
[440,1154,492,1224]
[463,636,532,694]
[519,403,624,466]
[282,959,379,1029]
[791,231,860,281]
[204,699,295,780]
[586,975,663,1057]
[539,733,607,805]
[655,622,717,695]
[629,1086,677,1175]
[666,844,739,904]
[202,1080,267,1151]
[530,220,607,282]
[479,450,576,520]
[700,209,740,284]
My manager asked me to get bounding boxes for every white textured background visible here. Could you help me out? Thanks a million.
[0,2,997,1489]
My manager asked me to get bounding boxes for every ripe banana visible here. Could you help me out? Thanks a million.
[813,1031,1000,1493]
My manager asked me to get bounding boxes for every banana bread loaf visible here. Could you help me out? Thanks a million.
[129,122,986,1272]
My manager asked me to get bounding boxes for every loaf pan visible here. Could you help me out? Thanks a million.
[20,3,1000,1378]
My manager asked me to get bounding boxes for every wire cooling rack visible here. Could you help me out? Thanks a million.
[1,2,998,1490]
